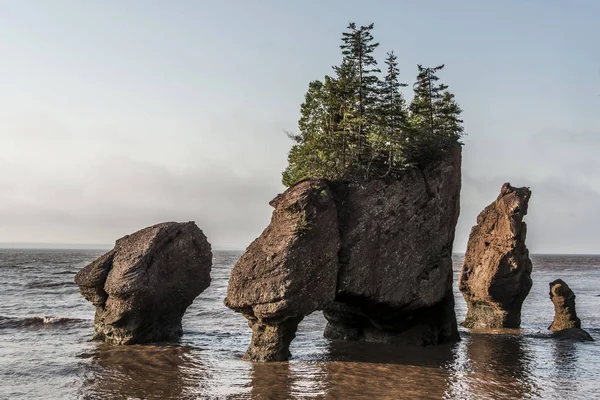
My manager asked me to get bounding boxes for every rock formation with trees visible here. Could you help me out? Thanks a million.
[226,21,466,361]
[226,145,462,360]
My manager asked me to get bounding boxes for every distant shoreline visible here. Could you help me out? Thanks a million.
[0,244,597,256]
[0,243,243,252]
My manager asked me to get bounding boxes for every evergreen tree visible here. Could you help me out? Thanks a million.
[407,64,463,163]
[282,79,340,186]
[338,22,381,162]
[281,23,465,187]
[436,91,464,144]
[368,51,408,177]
[331,59,359,176]
[409,64,447,136]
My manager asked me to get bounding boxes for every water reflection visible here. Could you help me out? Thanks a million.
[324,341,457,399]
[249,362,294,399]
[549,338,580,395]
[77,343,204,400]
[249,340,460,399]
[446,331,540,399]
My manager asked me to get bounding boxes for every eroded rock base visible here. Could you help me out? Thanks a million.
[324,291,459,345]
[552,328,594,342]
[461,303,523,329]
[244,316,304,362]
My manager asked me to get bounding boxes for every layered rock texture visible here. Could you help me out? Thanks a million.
[75,222,212,344]
[459,183,532,329]
[225,145,462,361]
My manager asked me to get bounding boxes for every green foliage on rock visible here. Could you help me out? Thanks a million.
[282,23,465,187]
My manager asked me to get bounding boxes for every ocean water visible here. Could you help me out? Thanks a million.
[0,250,599,400]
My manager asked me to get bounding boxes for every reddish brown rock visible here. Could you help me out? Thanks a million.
[75,222,212,344]
[459,183,532,329]
[224,180,340,361]
[549,279,581,331]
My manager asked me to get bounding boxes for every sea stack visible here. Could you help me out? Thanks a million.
[549,279,581,331]
[225,145,462,361]
[548,279,593,341]
[459,183,532,329]
[75,222,212,345]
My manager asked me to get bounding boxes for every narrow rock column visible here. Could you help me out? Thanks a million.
[459,183,532,329]
[244,316,304,361]
[549,279,581,331]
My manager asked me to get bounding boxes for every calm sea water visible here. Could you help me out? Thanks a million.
[0,250,599,400]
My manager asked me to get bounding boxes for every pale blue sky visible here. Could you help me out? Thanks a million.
[1,1,599,252]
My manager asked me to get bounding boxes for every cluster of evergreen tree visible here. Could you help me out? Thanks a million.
[282,23,465,187]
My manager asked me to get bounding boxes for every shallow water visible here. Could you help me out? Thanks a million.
[1,250,599,399]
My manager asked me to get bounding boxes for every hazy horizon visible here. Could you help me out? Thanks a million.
[2,242,599,256]
[1,1,599,254]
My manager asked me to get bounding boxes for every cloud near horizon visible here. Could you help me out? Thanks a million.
[1,127,599,254]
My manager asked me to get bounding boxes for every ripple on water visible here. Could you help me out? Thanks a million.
[1,250,599,399]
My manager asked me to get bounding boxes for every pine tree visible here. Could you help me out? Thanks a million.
[410,64,446,135]
[281,23,465,187]
[436,91,464,145]
[282,79,340,186]
[331,59,359,176]
[368,51,408,177]
[407,64,461,163]
[338,22,381,163]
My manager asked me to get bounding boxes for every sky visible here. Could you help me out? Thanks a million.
[0,0,599,253]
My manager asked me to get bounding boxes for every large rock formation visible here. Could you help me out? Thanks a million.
[459,183,532,329]
[225,145,462,360]
[75,222,212,344]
